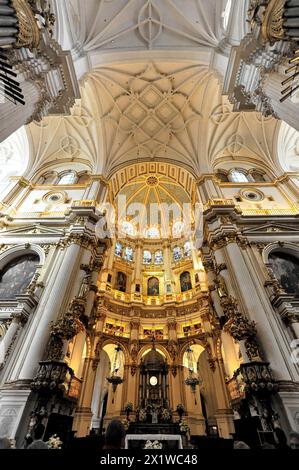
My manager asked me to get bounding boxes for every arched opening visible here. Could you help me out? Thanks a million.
[180,272,192,293]
[269,251,299,295]
[0,254,39,299]
[147,277,160,296]
[139,348,169,412]
[115,272,127,293]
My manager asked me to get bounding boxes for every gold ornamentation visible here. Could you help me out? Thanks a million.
[11,0,41,49]
[262,0,286,43]
[167,340,178,362]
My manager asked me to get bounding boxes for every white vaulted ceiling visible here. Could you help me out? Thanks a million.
[26,60,281,179]
[23,1,282,181]
[84,61,215,174]
[54,0,226,59]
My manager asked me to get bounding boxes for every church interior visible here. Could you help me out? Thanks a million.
[0,0,299,450]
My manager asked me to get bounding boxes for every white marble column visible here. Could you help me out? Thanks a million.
[132,241,142,293]
[17,242,82,380]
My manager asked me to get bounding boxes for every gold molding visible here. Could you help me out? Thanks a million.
[262,0,286,43]
[12,0,41,49]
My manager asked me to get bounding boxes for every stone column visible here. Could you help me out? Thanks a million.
[0,296,37,368]
[163,241,174,291]
[73,357,98,437]
[127,318,140,408]
[18,242,82,380]
[224,239,296,379]
[132,241,142,294]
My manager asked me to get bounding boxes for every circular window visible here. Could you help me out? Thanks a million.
[150,376,158,386]
[49,195,61,202]
[43,191,66,204]
[240,189,264,202]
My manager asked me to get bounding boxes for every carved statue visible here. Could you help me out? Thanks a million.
[215,275,228,299]
[130,341,139,362]
[78,275,90,299]
[167,340,178,362]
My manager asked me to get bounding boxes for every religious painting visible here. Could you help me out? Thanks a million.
[183,325,191,336]
[115,325,124,335]
[155,329,164,340]
[269,251,299,295]
[166,283,172,293]
[105,323,114,334]
[115,271,127,293]
[194,323,202,333]
[180,271,192,292]
[147,277,160,296]
[0,254,39,300]
[135,283,141,293]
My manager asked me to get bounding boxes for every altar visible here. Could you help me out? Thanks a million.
[125,434,183,450]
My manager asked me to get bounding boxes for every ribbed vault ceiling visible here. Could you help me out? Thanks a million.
[25,59,281,179]
[54,0,226,55]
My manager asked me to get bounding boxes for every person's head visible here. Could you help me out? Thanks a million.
[105,419,126,449]
[0,437,11,449]
[33,423,45,441]
[289,431,299,450]
[233,440,250,449]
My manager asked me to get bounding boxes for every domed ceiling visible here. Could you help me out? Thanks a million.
[110,162,195,239]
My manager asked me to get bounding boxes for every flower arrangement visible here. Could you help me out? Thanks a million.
[124,402,133,413]
[124,402,133,420]
[47,434,63,449]
[122,418,130,431]
[176,403,185,417]
[144,440,163,450]
[179,420,190,434]
[139,408,147,422]
[161,408,171,423]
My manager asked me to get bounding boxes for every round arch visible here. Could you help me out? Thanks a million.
[0,244,45,270]
[262,242,299,265]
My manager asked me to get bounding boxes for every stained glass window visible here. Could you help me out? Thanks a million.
[184,241,191,258]
[172,221,184,238]
[229,170,249,183]
[146,227,160,239]
[58,172,76,185]
[115,242,123,257]
[124,246,134,262]
[173,246,182,262]
[121,221,135,237]
[154,250,163,265]
[143,250,152,264]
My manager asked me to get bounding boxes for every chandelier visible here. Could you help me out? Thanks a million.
[106,345,124,403]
